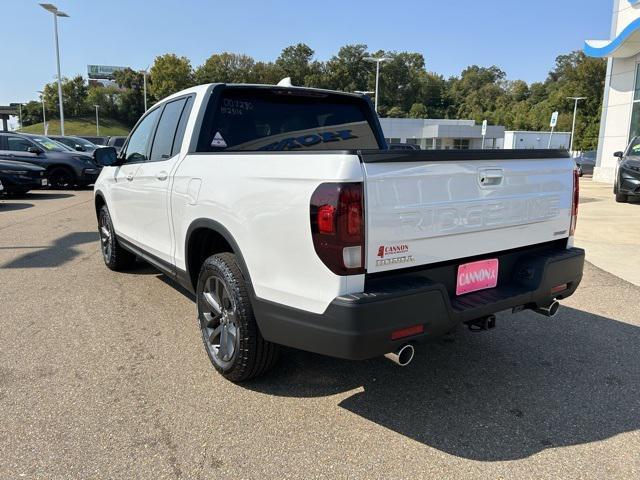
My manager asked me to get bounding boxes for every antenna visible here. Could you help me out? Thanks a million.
[277,77,293,87]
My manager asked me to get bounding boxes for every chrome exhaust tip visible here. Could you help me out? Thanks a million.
[534,300,560,317]
[384,344,415,367]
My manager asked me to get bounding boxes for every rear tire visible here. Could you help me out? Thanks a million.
[197,253,279,382]
[48,166,76,189]
[98,205,136,271]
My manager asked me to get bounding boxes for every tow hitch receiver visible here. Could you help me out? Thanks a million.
[465,315,496,332]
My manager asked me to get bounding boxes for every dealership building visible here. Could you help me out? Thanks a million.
[586,0,640,182]
[380,118,505,149]
[379,117,570,150]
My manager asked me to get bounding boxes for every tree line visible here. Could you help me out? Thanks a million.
[20,44,606,150]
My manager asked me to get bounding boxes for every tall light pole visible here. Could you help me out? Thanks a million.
[40,3,69,135]
[140,69,148,111]
[37,90,47,134]
[94,105,100,135]
[364,57,391,113]
[567,96,587,155]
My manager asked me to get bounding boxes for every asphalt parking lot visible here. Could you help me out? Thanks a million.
[1,186,639,479]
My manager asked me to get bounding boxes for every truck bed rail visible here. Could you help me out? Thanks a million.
[359,149,570,163]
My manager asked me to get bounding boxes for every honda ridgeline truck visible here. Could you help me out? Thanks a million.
[93,83,584,382]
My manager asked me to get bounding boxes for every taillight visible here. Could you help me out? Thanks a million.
[570,168,579,236]
[310,182,365,275]
[318,205,336,234]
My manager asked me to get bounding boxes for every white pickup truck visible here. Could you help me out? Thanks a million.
[93,83,584,382]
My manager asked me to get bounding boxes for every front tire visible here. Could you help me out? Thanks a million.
[98,205,136,270]
[197,253,279,382]
[616,192,628,203]
[48,166,76,189]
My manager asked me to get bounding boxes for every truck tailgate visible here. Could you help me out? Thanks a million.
[360,150,574,273]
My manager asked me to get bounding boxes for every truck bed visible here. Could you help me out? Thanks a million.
[360,149,575,273]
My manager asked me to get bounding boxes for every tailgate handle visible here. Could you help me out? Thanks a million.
[478,168,503,186]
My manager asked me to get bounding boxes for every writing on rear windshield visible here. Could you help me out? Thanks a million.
[220,98,254,116]
[259,129,356,151]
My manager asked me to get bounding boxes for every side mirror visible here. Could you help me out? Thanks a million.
[93,146,119,167]
[614,151,624,158]
[27,146,43,155]
[74,145,86,152]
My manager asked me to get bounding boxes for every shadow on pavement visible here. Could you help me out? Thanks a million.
[1,231,98,268]
[3,192,75,201]
[157,274,196,301]
[246,306,640,461]
[0,202,33,212]
[578,196,602,204]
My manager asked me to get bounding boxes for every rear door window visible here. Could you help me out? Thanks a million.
[149,98,188,161]
[172,96,193,156]
[198,88,382,152]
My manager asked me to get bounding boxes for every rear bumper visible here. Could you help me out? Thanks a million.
[254,246,585,360]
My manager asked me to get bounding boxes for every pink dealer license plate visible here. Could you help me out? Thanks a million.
[456,259,499,296]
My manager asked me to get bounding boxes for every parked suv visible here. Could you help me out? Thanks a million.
[0,133,101,188]
[80,136,109,146]
[93,83,584,382]
[576,150,596,177]
[614,137,640,203]
[107,136,127,153]
[49,135,100,153]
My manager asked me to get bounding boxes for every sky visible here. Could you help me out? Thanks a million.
[1,0,613,110]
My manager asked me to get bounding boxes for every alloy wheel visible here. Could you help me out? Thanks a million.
[50,168,73,189]
[99,213,112,261]
[201,275,239,366]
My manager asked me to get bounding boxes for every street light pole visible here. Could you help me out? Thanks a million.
[364,57,391,113]
[37,90,46,134]
[567,96,587,155]
[141,70,148,111]
[40,3,69,135]
[94,105,100,136]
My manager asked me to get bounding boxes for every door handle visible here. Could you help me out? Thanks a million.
[478,168,503,186]
[156,171,168,181]
[126,174,134,181]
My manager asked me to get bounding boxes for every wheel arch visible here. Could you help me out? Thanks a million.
[184,219,254,296]
[46,163,77,177]
[94,190,106,220]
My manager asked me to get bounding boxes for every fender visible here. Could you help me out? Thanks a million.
[182,218,256,298]
[94,189,106,219]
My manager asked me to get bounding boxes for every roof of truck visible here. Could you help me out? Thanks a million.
[160,83,364,104]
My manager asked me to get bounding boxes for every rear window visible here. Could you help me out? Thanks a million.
[197,88,381,152]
